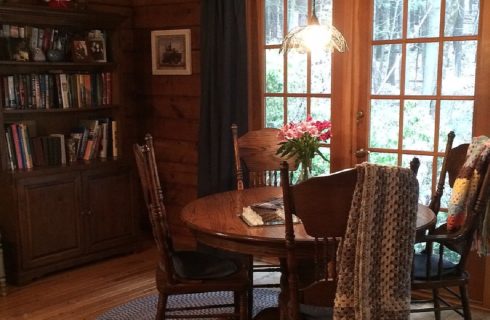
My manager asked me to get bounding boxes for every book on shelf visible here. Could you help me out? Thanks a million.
[8,123,23,169]
[59,73,70,109]
[1,72,112,110]
[5,121,36,170]
[4,129,15,170]
[31,136,46,167]
[18,123,33,168]
[111,120,117,158]
[49,134,66,165]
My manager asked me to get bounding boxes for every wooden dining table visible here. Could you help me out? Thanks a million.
[181,186,436,319]
[181,187,436,259]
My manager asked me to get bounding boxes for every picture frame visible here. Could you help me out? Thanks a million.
[87,30,106,62]
[151,29,192,75]
[71,39,90,62]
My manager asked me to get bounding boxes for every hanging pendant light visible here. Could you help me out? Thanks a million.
[280,0,347,54]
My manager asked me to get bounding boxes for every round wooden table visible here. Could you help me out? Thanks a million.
[181,187,436,319]
[181,187,436,258]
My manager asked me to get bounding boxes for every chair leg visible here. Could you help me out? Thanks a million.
[236,290,249,320]
[460,285,472,320]
[156,293,168,320]
[432,288,441,320]
[248,255,254,317]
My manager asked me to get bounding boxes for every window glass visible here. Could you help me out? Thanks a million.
[373,0,403,40]
[407,0,441,38]
[371,44,402,95]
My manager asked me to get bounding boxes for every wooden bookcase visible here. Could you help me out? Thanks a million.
[0,4,138,284]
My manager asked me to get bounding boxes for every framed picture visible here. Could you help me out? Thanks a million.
[151,29,192,75]
[72,40,90,62]
[87,30,106,62]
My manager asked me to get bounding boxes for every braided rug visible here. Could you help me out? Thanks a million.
[334,163,419,320]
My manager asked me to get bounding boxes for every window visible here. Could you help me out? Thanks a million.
[368,0,480,211]
[263,0,333,175]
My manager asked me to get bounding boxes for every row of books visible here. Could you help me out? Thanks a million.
[1,72,112,110]
[4,119,118,171]
[1,25,70,52]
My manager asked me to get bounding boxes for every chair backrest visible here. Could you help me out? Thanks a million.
[280,162,357,319]
[420,156,490,281]
[429,131,469,216]
[231,124,297,190]
[133,134,175,281]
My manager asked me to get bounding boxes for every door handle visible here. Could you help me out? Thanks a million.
[355,149,369,158]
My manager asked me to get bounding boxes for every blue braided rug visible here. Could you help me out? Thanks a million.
[96,288,279,320]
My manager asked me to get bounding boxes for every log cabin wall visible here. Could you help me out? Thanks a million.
[132,0,201,245]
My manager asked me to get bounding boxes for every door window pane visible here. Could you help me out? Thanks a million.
[445,0,480,36]
[369,152,398,165]
[287,52,307,93]
[315,0,333,24]
[311,98,331,121]
[371,44,402,95]
[311,50,332,94]
[370,99,400,149]
[266,49,284,93]
[403,100,435,151]
[265,0,284,45]
[373,0,403,40]
[439,100,474,151]
[402,154,434,204]
[405,42,439,95]
[436,156,452,210]
[442,40,477,96]
[287,97,307,123]
[408,0,441,38]
[288,0,308,32]
[265,97,284,128]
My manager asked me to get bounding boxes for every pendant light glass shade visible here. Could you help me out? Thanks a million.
[280,2,347,54]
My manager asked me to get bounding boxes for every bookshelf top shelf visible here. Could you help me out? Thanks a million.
[0,62,117,74]
[0,4,124,29]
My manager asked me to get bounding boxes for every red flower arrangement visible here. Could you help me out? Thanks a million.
[276,116,332,181]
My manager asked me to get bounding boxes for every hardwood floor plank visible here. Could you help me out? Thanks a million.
[0,245,489,319]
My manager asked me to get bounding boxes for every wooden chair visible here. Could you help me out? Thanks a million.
[280,164,357,320]
[411,141,489,320]
[231,124,299,289]
[231,124,297,190]
[133,134,249,320]
[429,131,469,220]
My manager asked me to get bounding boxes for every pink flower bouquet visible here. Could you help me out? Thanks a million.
[276,116,332,180]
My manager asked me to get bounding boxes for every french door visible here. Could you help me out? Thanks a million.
[347,0,490,306]
[359,0,480,209]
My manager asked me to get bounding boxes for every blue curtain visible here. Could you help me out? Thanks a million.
[198,0,248,197]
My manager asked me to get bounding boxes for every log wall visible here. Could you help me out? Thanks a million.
[132,0,201,244]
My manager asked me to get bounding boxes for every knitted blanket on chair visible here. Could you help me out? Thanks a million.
[447,135,490,256]
[334,163,418,320]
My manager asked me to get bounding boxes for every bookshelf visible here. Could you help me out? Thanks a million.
[0,4,138,284]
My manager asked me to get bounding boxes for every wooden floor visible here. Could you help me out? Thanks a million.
[1,245,490,320]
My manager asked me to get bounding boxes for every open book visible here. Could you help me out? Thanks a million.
[241,197,300,227]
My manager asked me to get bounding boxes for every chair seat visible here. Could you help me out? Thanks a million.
[172,250,239,280]
[299,304,333,320]
[412,252,458,279]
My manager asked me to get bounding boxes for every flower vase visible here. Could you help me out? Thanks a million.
[298,159,312,183]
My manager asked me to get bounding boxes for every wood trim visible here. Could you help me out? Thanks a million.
[477,0,490,309]
[246,0,264,130]
[474,0,490,137]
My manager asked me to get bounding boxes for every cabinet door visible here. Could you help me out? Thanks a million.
[17,173,83,269]
[83,167,136,253]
